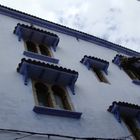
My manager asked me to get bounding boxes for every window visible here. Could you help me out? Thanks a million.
[113,55,140,85]
[33,80,73,111]
[121,57,140,81]
[81,55,109,84]
[34,82,53,107]
[25,41,52,57]
[92,67,109,83]
[122,70,134,80]
[123,69,140,80]
[108,101,140,140]
[39,44,51,57]
[17,58,82,118]
[52,85,72,110]
[26,41,38,53]
[14,23,59,64]
[23,40,59,63]
[123,117,140,140]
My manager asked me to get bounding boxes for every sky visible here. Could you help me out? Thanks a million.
[0,0,140,52]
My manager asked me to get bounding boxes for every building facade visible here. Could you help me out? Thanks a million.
[0,4,140,140]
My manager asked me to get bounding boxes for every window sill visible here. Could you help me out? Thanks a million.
[132,79,140,85]
[23,51,59,64]
[33,106,82,119]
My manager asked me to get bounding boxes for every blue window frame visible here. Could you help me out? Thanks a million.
[108,101,140,123]
[23,41,59,64]
[14,23,60,64]
[32,81,82,119]
[80,55,109,83]
[113,55,140,85]
[108,101,140,139]
[17,58,79,95]
[17,58,82,118]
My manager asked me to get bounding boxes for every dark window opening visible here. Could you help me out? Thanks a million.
[51,85,72,110]
[123,117,140,140]
[92,67,109,83]
[26,41,37,53]
[35,82,52,107]
[121,57,140,81]
[33,81,72,111]
[124,69,139,80]
[38,44,51,57]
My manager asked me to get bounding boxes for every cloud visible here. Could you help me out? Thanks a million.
[0,0,140,52]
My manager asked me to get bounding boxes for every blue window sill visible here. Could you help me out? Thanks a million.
[132,79,140,85]
[23,51,59,64]
[33,106,82,119]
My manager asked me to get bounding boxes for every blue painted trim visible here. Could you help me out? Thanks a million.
[111,104,121,123]
[69,85,75,95]
[69,75,78,95]
[132,80,140,85]
[33,106,82,119]
[14,24,59,50]
[0,5,140,56]
[23,51,59,64]
[15,25,22,41]
[112,55,122,68]
[19,61,78,94]
[82,56,109,74]
[83,57,91,70]
[52,46,57,52]
[104,69,108,75]
[24,65,29,85]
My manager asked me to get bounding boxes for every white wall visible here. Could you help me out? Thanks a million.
[0,13,139,139]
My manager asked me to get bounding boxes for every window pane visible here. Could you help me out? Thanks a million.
[124,69,139,80]
[51,85,71,110]
[39,44,51,56]
[26,41,38,53]
[123,117,140,140]
[54,93,65,109]
[92,68,109,83]
[35,82,49,107]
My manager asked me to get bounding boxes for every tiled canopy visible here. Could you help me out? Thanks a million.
[17,58,78,94]
[80,55,109,74]
[112,54,124,67]
[108,101,140,123]
[14,23,60,51]
[113,55,140,85]
[112,54,140,69]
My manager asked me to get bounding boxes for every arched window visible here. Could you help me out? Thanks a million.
[51,85,72,110]
[26,41,37,53]
[35,82,52,107]
[38,44,51,56]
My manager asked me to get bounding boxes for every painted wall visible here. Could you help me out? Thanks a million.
[0,13,139,139]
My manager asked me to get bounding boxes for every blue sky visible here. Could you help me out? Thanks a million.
[0,0,140,52]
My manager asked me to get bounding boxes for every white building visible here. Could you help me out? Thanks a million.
[0,4,140,140]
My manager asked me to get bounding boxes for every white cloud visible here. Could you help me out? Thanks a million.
[0,0,140,52]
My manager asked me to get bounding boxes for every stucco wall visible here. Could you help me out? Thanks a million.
[0,13,139,139]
